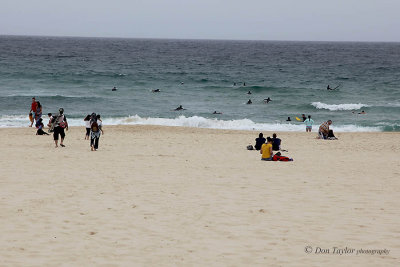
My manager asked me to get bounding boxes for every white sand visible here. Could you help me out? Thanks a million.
[0,126,399,266]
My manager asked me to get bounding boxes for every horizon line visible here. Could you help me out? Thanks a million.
[1,33,399,44]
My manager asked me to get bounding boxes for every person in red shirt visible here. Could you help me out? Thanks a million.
[29,97,38,127]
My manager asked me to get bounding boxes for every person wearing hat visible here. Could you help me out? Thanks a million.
[51,108,68,147]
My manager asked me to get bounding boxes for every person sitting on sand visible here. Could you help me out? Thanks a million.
[319,120,332,139]
[246,99,252,104]
[254,133,266,150]
[272,133,281,151]
[260,137,273,161]
[36,118,49,135]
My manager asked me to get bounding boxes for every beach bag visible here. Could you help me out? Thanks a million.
[91,121,99,132]
[272,152,292,161]
[59,121,67,128]
[247,145,254,150]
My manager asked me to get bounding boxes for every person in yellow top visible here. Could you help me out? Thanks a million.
[260,137,274,161]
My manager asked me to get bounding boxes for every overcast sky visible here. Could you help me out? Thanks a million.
[1,0,399,42]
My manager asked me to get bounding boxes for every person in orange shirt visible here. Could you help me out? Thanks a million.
[260,137,274,161]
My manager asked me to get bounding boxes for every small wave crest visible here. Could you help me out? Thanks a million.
[0,115,382,132]
[311,102,369,111]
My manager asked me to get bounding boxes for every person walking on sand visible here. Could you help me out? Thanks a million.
[304,115,314,132]
[260,137,274,161]
[90,113,104,151]
[29,97,38,127]
[84,114,91,140]
[50,108,68,147]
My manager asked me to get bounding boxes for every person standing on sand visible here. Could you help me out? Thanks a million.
[260,137,273,161]
[84,114,91,140]
[304,115,314,132]
[51,108,68,147]
[29,97,37,127]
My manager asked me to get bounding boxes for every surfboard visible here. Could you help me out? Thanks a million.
[295,117,302,121]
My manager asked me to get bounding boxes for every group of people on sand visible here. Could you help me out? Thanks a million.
[84,113,104,151]
[31,105,69,148]
[29,98,105,150]
[253,133,293,161]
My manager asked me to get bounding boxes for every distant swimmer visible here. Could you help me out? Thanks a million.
[286,117,291,121]
[302,114,306,122]
[233,82,237,86]
[180,82,184,85]
[152,89,161,92]
[243,82,246,86]
[358,110,366,114]
[213,111,222,114]
[112,86,117,91]
[327,84,341,90]
[263,97,271,104]
[247,99,252,105]
[174,105,185,111]
[247,91,252,95]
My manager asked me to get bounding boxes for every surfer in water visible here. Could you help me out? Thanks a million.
[213,111,222,114]
[263,97,271,104]
[247,99,252,105]
[152,89,161,92]
[286,117,291,121]
[247,91,252,95]
[174,105,185,111]
[327,84,340,90]
[112,86,117,91]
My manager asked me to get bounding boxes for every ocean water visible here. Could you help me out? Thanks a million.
[1,35,399,131]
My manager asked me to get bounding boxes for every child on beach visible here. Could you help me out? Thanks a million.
[29,113,34,126]
[36,118,49,135]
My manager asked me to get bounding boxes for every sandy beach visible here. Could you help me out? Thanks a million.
[0,125,399,266]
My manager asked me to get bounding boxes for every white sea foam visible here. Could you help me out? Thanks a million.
[0,114,382,132]
[311,102,369,111]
